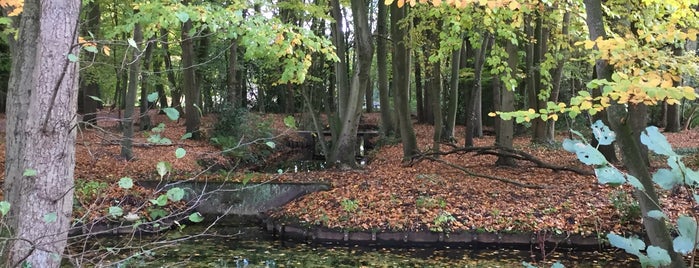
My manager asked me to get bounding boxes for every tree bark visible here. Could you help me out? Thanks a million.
[121,21,143,160]
[227,37,239,108]
[139,38,154,131]
[161,28,181,110]
[584,0,685,266]
[465,33,491,147]
[495,41,517,166]
[181,6,201,139]
[79,1,101,125]
[443,38,463,143]
[415,50,426,123]
[376,1,394,136]
[391,3,417,160]
[3,0,80,266]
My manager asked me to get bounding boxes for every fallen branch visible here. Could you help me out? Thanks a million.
[426,156,548,189]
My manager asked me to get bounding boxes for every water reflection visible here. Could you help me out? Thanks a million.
[73,226,639,267]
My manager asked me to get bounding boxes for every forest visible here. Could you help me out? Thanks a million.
[0,0,698,267]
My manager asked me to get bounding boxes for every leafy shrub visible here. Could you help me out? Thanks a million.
[211,107,274,164]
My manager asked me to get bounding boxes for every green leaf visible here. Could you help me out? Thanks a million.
[147,92,159,102]
[595,166,625,185]
[242,173,253,185]
[175,148,186,159]
[156,161,170,178]
[646,246,671,266]
[188,212,204,223]
[162,107,180,121]
[652,168,681,190]
[149,208,168,220]
[591,120,616,145]
[640,126,677,156]
[175,11,190,23]
[150,194,168,206]
[118,177,133,189]
[575,144,608,165]
[23,169,37,177]
[625,174,644,190]
[607,233,645,256]
[127,38,137,49]
[0,201,10,217]
[647,210,666,220]
[83,45,98,53]
[108,206,123,217]
[265,141,275,149]
[67,54,78,62]
[181,132,192,140]
[88,95,104,103]
[673,236,695,255]
[283,116,297,129]
[43,212,57,223]
[677,216,697,239]
[167,187,185,202]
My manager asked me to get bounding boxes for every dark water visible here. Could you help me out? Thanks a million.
[69,226,638,267]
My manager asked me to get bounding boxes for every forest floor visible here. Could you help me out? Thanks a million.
[1,110,698,237]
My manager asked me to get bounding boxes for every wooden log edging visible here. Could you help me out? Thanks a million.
[267,221,606,250]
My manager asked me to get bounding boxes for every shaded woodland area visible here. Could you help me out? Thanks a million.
[1,0,699,267]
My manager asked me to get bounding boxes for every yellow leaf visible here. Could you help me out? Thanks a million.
[488,112,497,117]
[102,46,111,56]
[507,0,520,9]
[583,40,595,50]
[397,0,404,7]
[548,114,558,121]
[580,101,592,110]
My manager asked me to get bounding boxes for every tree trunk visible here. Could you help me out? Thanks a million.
[529,12,548,143]
[546,9,570,140]
[376,1,394,136]
[152,45,169,109]
[496,41,517,166]
[465,33,491,147]
[161,28,182,111]
[121,21,143,160]
[328,0,373,167]
[3,0,80,266]
[139,38,154,131]
[391,3,417,160]
[415,50,426,123]
[584,0,618,163]
[429,55,442,154]
[181,7,201,139]
[227,37,239,108]
[443,38,463,143]
[79,1,101,125]
[584,0,685,266]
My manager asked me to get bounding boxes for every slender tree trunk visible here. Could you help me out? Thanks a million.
[415,50,426,123]
[429,55,442,154]
[443,37,463,142]
[495,41,517,166]
[666,47,684,132]
[181,5,201,139]
[465,33,491,147]
[161,28,181,111]
[152,46,169,109]
[391,3,417,160]
[139,38,154,130]
[227,38,239,108]
[121,21,143,160]
[547,10,570,140]
[3,0,80,266]
[79,1,101,125]
[585,0,685,266]
[376,1,394,136]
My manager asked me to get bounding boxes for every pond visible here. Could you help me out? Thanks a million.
[70,225,638,268]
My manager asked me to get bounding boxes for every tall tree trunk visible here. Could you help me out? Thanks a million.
[465,33,492,147]
[376,1,394,136]
[181,6,201,139]
[79,1,101,125]
[429,55,442,154]
[547,9,570,140]
[152,45,169,109]
[161,28,181,111]
[495,41,518,166]
[328,0,373,167]
[443,38,463,142]
[121,21,143,160]
[3,0,80,266]
[529,12,548,143]
[584,0,685,266]
[391,3,417,160]
[415,50,426,123]
[139,38,154,130]
[227,38,239,108]
[666,47,684,132]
